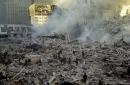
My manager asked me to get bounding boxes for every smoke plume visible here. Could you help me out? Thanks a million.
[34,0,129,43]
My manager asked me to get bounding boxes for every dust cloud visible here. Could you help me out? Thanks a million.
[33,0,130,43]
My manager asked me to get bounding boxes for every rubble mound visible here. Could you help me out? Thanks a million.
[0,37,130,85]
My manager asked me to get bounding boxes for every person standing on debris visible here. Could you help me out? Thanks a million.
[1,50,12,66]
[57,49,62,56]
[82,73,87,83]
[18,54,25,64]
[60,57,67,64]
[74,58,79,66]
[57,49,63,61]
[68,58,71,64]
[82,51,85,58]
[3,50,8,57]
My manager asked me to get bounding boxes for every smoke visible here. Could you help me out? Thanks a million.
[34,0,127,43]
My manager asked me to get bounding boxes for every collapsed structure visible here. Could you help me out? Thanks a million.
[0,36,130,85]
[1,0,130,85]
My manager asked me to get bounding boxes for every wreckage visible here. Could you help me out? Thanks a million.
[0,36,130,85]
[1,0,130,85]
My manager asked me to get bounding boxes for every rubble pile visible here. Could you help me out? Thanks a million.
[0,37,130,85]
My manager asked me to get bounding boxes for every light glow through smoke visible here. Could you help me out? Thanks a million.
[33,0,130,43]
[120,5,130,17]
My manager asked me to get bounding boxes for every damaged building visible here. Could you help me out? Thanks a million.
[29,0,57,26]
[1,0,130,85]
[0,0,32,38]
[0,0,58,38]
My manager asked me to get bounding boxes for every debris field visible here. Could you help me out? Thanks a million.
[0,37,130,85]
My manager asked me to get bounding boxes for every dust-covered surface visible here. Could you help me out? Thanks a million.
[0,37,130,85]
[1,0,130,85]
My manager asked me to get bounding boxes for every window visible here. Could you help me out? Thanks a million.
[8,27,13,31]
[1,27,7,32]
[15,27,20,32]
[27,27,32,32]
[21,27,26,32]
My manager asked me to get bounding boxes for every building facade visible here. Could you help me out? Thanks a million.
[0,0,58,25]
[5,0,31,25]
[0,0,32,37]
[0,0,57,37]
[29,4,56,25]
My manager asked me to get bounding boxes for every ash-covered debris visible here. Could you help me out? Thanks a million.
[0,37,130,85]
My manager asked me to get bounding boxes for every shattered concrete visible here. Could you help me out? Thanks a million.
[0,37,130,85]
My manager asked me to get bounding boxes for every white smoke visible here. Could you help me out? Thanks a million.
[34,0,127,42]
